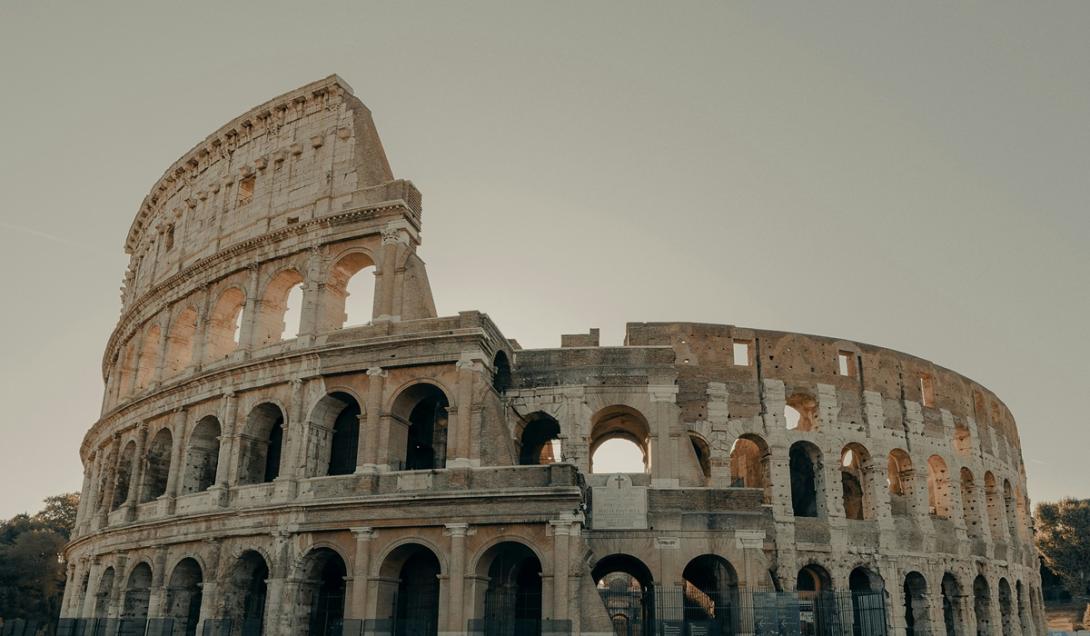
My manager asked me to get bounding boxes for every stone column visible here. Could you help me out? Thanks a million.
[450,358,482,468]
[359,367,386,471]
[60,562,78,618]
[284,377,307,481]
[239,263,261,354]
[98,435,122,527]
[166,409,188,507]
[147,548,169,619]
[124,424,149,518]
[83,559,103,618]
[75,452,96,536]
[375,227,402,321]
[192,285,212,368]
[217,392,238,487]
[151,318,170,388]
[196,539,222,630]
[348,528,375,621]
[445,524,470,632]
[550,519,571,620]
[298,246,324,343]
[735,530,766,590]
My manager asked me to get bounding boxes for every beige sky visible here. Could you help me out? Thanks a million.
[0,1,1087,517]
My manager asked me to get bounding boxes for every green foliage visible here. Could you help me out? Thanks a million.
[0,492,79,624]
[1036,498,1090,599]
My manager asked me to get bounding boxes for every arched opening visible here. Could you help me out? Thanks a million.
[94,567,115,617]
[984,472,1006,542]
[903,571,931,636]
[322,252,376,330]
[849,567,887,636]
[689,434,711,482]
[254,269,305,346]
[121,562,153,625]
[592,554,655,636]
[223,551,269,636]
[681,555,738,634]
[784,393,818,431]
[841,444,874,521]
[165,307,198,377]
[308,392,362,477]
[1015,581,1031,636]
[206,287,246,361]
[927,455,953,518]
[140,427,173,502]
[956,469,980,541]
[492,351,512,394]
[1015,486,1029,545]
[887,449,914,517]
[590,406,650,474]
[134,324,161,390]
[391,384,450,471]
[797,564,838,635]
[474,542,543,635]
[789,441,823,518]
[940,572,962,636]
[729,435,771,502]
[237,403,284,485]
[297,548,348,636]
[998,578,1014,636]
[165,558,203,636]
[112,441,136,510]
[1002,480,1018,544]
[376,544,442,636]
[518,413,561,465]
[182,416,221,494]
[973,575,991,635]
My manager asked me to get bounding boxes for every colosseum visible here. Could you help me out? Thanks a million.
[59,75,1043,636]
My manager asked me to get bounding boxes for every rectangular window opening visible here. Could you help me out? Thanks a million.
[237,175,255,206]
[838,351,855,377]
[920,374,935,407]
[732,340,751,367]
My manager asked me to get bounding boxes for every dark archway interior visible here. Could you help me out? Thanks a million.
[519,414,561,465]
[395,549,441,636]
[682,555,738,626]
[307,549,348,636]
[404,387,449,470]
[327,392,361,476]
[593,554,655,636]
[790,443,820,518]
[492,351,512,394]
[167,558,203,636]
[481,542,543,634]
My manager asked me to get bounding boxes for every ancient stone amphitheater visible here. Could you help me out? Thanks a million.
[60,75,1044,636]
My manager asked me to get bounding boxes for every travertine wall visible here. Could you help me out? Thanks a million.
[61,76,1044,636]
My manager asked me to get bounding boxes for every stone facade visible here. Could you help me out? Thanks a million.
[60,75,1044,636]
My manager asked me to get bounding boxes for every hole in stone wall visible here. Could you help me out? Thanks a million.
[237,176,255,206]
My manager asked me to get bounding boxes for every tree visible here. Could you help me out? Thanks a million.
[1036,498,1090,599]
[0,492,79,626]
[34,493,79,540]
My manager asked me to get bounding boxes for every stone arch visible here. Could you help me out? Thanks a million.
[789,441,824,518]
[973,575,992,635]
[375,542,443,635]
[307,391,362,476]
[292,546,349,636]
[94,566,116,617]
[121,561,153,621]
[164,305,199,377]
[940,572,963,636]
[849,566,887,636]
[492,350,512,394]
[1015,580,1032,636]
[390,381,451,471]
[927,455,953,518]
[784,392,818,431]
[729,434,771,503]
[517,412,561,465]
[998,578,1014,636]
[589,405,651,474]
[112,440,137,510]
[222,550,270,636]
[320,250,377,331]
[592,554,656,635]
[841,443,875,520]
[471,540,544,633]
[984,472,1006,542]
[237,402,285,485]
[140,426,173,502]
[887,449,915,517]
[797,563,839,634]
[165,557,203,636]
[182,415,221,494]
[688,432,712,482]
[903,571,931,636]
[681,554,739,631]
[253,267,305,346]
[205,286,246,361]
[134,323,161,390]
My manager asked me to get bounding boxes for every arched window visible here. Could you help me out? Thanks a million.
[254,269,305,346]
[308,392,362,476]
[903,572,931,636]
[518,413,561,465]
[206,287,246,361]
[590,406,651,474]
[960,468,982,537]
[134,324,161,390]
[849,567,886,636]
[797,564,838,634]
[840,444,874,521]
[295,548,348,635]
[237,403,285,485]
[941,573,962,636]
[593,554,655,636]
[784,393,818,431]
[121,562,153,625]
[140,427,173,502]
[682,555,738,632]
[182,416,221,494]
[789,441,823,518]
[729,435,770,502]
[474,542,543,634]
[391,384,450,471]
[224,551,269,635]
[112,442,136,510]
[165,558,203,636]
[492,351,512,394]
[926,455,953,518]
[973,576,992,635]
[321,252,376,330]
[164,307,198,377]
[376,544,442,636]
[1015,581,1032,636]
[887,449,914,517]
[689,434,711,482]
[998,578,1015,636]
[94,567,115,618]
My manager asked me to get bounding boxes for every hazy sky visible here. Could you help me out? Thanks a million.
[0,2,1087,518]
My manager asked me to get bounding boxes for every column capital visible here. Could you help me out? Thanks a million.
[444,523,472,537]
[223,390,236,400]
[366,366,387,377]
[351,527,375,540]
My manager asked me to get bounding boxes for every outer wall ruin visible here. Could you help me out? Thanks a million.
[60,75,1044,636]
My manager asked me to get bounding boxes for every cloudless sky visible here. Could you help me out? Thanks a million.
[0,1,1087,518]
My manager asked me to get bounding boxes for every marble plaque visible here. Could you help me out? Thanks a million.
[592,474,648,530]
